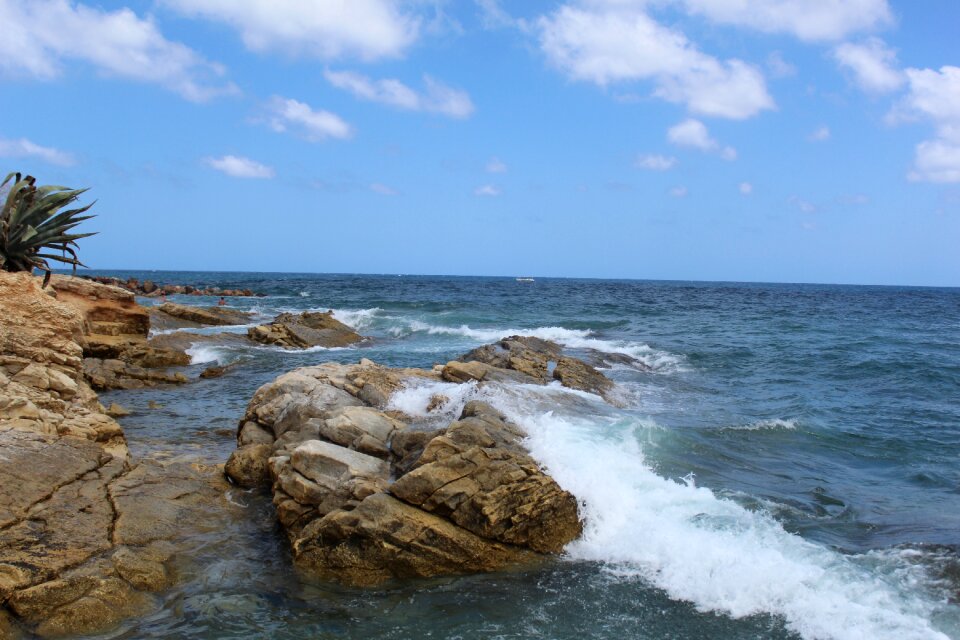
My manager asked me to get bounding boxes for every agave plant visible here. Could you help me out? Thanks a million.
[0,171,96,287]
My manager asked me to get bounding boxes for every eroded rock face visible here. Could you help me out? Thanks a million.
[48,275,190,391]
[0,272,231,638]
[247,311,365,349]
[228,356,583,586]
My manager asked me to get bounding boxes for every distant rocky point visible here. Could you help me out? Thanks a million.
[78,274,264,298]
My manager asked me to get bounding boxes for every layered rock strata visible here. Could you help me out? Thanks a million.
[0,272,229,638]
[226,339,617,585]
[48,275,189,390]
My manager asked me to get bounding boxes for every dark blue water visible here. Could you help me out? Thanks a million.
[84,270,960,639]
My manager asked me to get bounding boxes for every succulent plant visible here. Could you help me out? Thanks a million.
[1,171,96,286]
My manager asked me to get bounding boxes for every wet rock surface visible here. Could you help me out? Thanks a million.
[0,272,233,638]
[227,340,607,586]
[247,311,365,349]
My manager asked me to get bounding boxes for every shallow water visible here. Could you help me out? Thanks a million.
[86,271,960,639]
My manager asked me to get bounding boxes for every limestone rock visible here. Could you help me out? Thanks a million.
[83,358,188,391]
[247,311,364,349]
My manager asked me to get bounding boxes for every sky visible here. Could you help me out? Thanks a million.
[1,0,959,286]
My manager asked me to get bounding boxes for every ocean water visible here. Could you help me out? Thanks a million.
[84,271,960,640]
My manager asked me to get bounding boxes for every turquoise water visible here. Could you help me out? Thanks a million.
[87,271,960,639]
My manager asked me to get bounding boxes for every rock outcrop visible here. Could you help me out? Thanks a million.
[48,275,190,390]
[227,352,585,586]
[155,302,253,328]
[247,311,365,349]
[449,335,620,403]
[0,272,230,638]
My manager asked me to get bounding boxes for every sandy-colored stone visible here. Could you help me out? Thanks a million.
[247,311,364,349]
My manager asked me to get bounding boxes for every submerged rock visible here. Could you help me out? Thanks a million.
[247,311,364,349]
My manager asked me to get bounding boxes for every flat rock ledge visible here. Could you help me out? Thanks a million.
[226,337,621,585]
[0,272,230,639]
[247,311,365,349]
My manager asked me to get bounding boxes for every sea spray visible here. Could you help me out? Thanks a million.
[390,380,951,640]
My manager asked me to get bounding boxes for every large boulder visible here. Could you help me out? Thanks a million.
[229,358,582,586]
[247,311,364,349]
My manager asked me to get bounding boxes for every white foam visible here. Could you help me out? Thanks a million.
[330,307,383,331]
[726,419,799,432]
[186,344,224,365]
[396,322,684,372]
[413,382,950,640]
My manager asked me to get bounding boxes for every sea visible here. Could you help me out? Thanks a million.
[79,270,960,640]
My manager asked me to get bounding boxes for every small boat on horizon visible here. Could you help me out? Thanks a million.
[515,277,535,282]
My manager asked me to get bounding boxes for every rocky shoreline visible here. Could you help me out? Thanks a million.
[0,273,630,636]
[0,273,232,638]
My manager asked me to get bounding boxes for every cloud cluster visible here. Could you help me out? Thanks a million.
[324,70,474,119]
[833,38,904,94]
[0,137,75,166]
[538,4,773,120]
[204,155,274,179]
[263,97,353,141]
[0,0,235,101]
[162,0,419,61]
[668,119,737,160]
[894,66,960,183]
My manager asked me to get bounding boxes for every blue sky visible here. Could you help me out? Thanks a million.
[1,0,959,286]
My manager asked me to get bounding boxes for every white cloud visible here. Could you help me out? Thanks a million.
[163,0,419,62]
[669,186,688,197]
[324,69,474,119]
[667,119,737,160]
[635,154,677,170]
[538,4,773,120]
[680,0,893,42]
[739,181,753,195]
[205,155,274,179]
[475,184,501,197]
[809,125,831,141]
[893,66,960,183]
[0,137,75,166]
[833,38,904,94]
[264,96,352,141]
[0,0,235,101]
[486,157,508,173]
[370,183,399,196]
